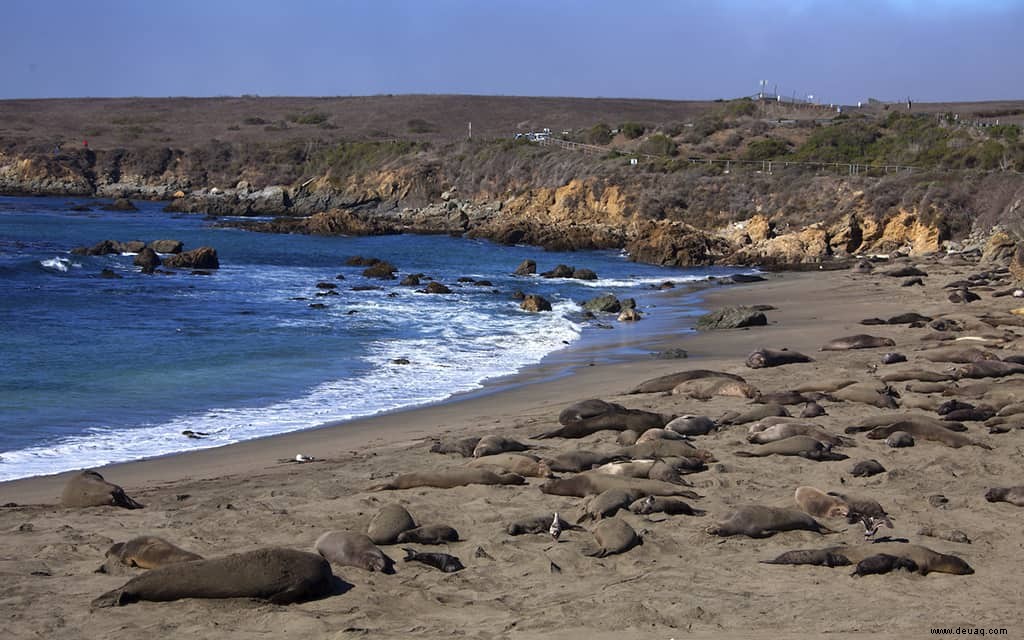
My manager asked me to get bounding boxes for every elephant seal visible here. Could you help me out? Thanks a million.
[665,414,716,436]
[368,469,526,490]
[985,486,1024,506]
[880,369,955,383]
[587,518,641,557]
[627,369,746,394]
[794,487,849,518]
[629,495,705,516]
[719,404,790,425]
[735,436,847,461]
[555,399,667,432]
[850,554,918,577]
[539,473,702,499]
[831,382,900,409]
[754,391,814,406]
[828,492,893,537]
[746,423,850,447]
[762,543,973,575]
[800,402,827,418]
[921,346,998,363]
[746,348,813,369]
[473,435,530,458]
[396,525,459,544]
[672,378,759,400]
[850,460,886,477]
[367,504,416,544]
[91,547,333,608]
[544,450,626,473]
[885,431,915,447]
[707,505,837,538]
[468,453,551,478]
[578,488,645,522]
[617,430,640,446]
[955,360,1024,379]
[865,422,991,449]
[429,436,480,457]
[635,427,689,444]
[61,470,143,509]
[881,352,908,365]
[619,440,715,461]
[99,536,202,574]
[315,531,391,572]
[591,460,656,478]
[402,548,464,572]
[820,335,895,351]
[506,513,577,536]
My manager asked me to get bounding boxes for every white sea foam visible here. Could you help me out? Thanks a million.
[40,256,80,272]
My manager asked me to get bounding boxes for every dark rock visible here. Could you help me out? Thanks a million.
[513,259,536,276]
[99,268,121,279]
[621,298,636,310]
[316,282,338,290]
[163,247,219,269]
[121,241,146,253]
[421,282,452,294]
[352,285,383,291]
[728,274,766,283]
[191,270,212,276]
[572,268,598,281]
[695,306,767,330]
[473,280,493,287]
[148,239,184,254]
[391,358,411,365]
[511,290,526,301]
[335,274,346,280]
[658,281,676,289]
[362,261,397,279]
[308,303,327,309]
[521,294,552,312]
[345,256,380,267]
[400,274,421,286]
[457,277,475,283]
[133,247,161,273]
[582,294,621,313]
[541,264,575,278]
[101,198,138,212]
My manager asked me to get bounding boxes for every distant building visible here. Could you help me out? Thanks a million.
[514,127,552,142]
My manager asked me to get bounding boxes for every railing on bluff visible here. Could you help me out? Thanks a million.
[537,137,918,176]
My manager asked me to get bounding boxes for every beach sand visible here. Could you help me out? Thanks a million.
[2,255,1022,639]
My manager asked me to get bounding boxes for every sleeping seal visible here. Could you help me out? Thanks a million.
[707,505,837,538]
[985,486,1024,506]
[61,470,142,509]
[735,436,848,461]
[368,469,526,490]
[587,518,641,557]
[746,348,813,369]
[820,335,896,351]
[762,542,973,575]
[91,547,333,607]
[98,536,202,574]
[315,531,391,572]
[794,487,849,518]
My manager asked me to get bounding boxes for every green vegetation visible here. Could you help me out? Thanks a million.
[639,134,678,156]
[619,122,646,139]
[586,124,612,145]
[407,118,438,134]
[743,137,791,160]
[311,140,426,183]
[287,111,330,125]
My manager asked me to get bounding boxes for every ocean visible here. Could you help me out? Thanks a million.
[0,195,744,481]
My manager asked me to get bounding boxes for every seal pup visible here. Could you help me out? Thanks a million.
[820,335,896,351]
[577,488,645,522]
[98,536,202,574]
[850,554,919,577]
[706,505,837,538]
[91,547,333,608]
[828,492,894,537]
[368,469,526,490]
[629,495,705,516]
[315,531,391,572]
[396,525,460,544]
[586,518,641,557]
[367,504,416,544]
[985,486,1024,506]
[745,348,813,369]
[850,460,886,477]
[794,487,849,519]
[61,470,143,509]
[402,548,464,572]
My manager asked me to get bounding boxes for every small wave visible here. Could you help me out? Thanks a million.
[39,256,79,272]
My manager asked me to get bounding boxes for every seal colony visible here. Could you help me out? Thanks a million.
[2,248,1024,638]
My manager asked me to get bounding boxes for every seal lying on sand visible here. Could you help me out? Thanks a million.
[578,488,644,522]
[534,399,669,439]
[368,469,526,490]
[429,436,480,457]
[985,486,1024,506]
[820,335,896,351]
[367,504,416,544]
[828,492,894,537]
[506,514,578,536]
[402,548,464,572]
[627,370,746,394]
[91,547,334,607]
[735,436,848,461]
[863,422,991,449]
[587,518,641,557]
[794,487,849,518]
[539,473,702,498]
[468,453,552,478]
[629,495,704,516]
[472,435,530,457]
[396,525,459,544]
[315,531,391,572]
[544,450,627,473]
[762,542,973,575]
[61,470,143,509]
[850,554,918,577]
[747,423,850,447]
[746,348,813,369]
[98,536,202,574]
[707,505,837,538]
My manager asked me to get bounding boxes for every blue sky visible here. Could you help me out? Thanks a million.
[1,0,1020,103]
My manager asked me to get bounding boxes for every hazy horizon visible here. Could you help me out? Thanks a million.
[2,0,1021,105]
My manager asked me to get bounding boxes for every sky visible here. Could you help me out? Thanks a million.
[1,0,1021,104]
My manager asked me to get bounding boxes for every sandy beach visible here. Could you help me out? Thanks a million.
[2,253,1022,639]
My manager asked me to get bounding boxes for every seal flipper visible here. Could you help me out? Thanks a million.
[110,488,143,510]
[91,588,134,609]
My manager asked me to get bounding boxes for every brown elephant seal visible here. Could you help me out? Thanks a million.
[429,436,480,457]
[845,413,968,433]
[735,436,847,461]
[719,404,790,425]
[865,421,991,449]
[396,525,460,544]
[578,488,645,522]
[506,513,578,536]
[617,430,640,446]
[921,346,998,363]
[793,379,857,393]
[955,360,1024,379]
[706,505,837,538]
[746,348,813,369]
[367,504,416,544]
[885,431,915,447]
[619,440,715,461]
[828,492,893,537]
[985,486,1024,506]
[665,414,716,436]
[402,548,464,572]
[880,369,955,383]
[831,382,900,409]
[794,487,849,518]
[368,469,526,490]
[544,450,626,473]
[468,453,552,478]
[556,399,667,431]
[635,427,689,444]
[61,470,143,509]
[91,547,334,608]
[800,402,827,418]
[746,423,850,447]
[850,554,918,577]
[591,460,657,478]
[99,536,202,574]
[754,391,814,406]
[587,518,641,557]
[850,460,886,477]
[629,495,705,516]
[539,473,702,499]
[820,335,895,351]
[627,369,746,394]
[672,377,759,400]
[472,435,530,458]
[762,543,973,575]
[315,531,391,572]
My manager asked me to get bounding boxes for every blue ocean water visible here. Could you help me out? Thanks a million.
[0,195,742,480]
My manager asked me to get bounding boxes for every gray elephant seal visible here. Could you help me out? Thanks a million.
[820,335,895,351]
[800,402,827,418]
[367,504,416,544]
[735,435,847,461]
[544,450,627,473]
[720,404,790,425]
[539,473,702,499]
[746,423,849,447]
[578,488,644,523]
[473,435,530,457]
[762,543,973,575]
[396,525,459,544]
[468,453,552,478]
[794,487,849,518]
[99,536,202,574]
[706,505,837,538]
[369,469,526,490]
[61,470,142,509]
[985,486,1024,506]
[629,496,705,516]
[549,399,668,436]
[315,531,390,572]
[673,378,759,400]
[91,547,333,608]
[665,414,717,436]
[885,431,915,447]
[850,460,886,477]
[746,348,813,369]
[627,369,746,394]
[828,492,893,537]
[429,436,480,457]
[850,554,918,577]
[587,518,641,557]
[506,513,577,536]
[865,422,991,449]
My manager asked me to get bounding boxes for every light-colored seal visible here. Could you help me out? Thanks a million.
[587,518,641,557]
[367,504,416,544]
[429,436,480,457]
[619,439,715,461]
[672,378,759,400]
[472,435,530,458]
[864,421,991,449]
[368,469,526,490]
[315,531,391,572]
[99,536,202,574]
[591,460,656,478]
[831,382,899,409]
[920,346,998,363]
[794,487,849,518]
[706,505,837,538]
[820,335,895,351]
[539,473,702,499]
[664,414,717,436]
[746,422,849,447]
[985,486,1024,506]
[61,470,142,509]
[629,496,705,516]
[578,488,645,522]
[635,427,689,444]
[468,453,552,478]
[91,547,334,607]
[735,435,847,460]
[627,369,746,394]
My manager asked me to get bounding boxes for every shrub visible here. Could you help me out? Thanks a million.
[620,122,646,139]
[407,118,438,134]
[640,134,678,156]
[585,124,612,145]
[287,112,329,125]
[743,137,791,161]
[242,117,267,125]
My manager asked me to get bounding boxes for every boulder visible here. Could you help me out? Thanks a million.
[513,259,537,276]
[163,247,219,269]
[346,256,380,267]
[362,261,397,279]
[695,306,768,330]
[582,294,621,313]
[618,309,642,322]
[541,264,575,278]
[133,247,161,274]
[400,274,421,286]
[101,198,138,212]
[572,268,598,281]
[121,241,146,253]
[148,239,184,254]
[521,294,552,312]
[99,268,121,279]
[1011,245,1024,285]
[422,282,452,294]
[982,231,1016,264]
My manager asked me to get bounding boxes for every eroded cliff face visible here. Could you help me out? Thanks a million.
[3,146,1022,267]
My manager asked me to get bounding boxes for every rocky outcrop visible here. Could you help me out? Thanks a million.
[163,247,219,269]
[695,306,767,330]
[148,239,183,254]
[513,260,536,276]
[133,247,161,273]
[520,295,552,312]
